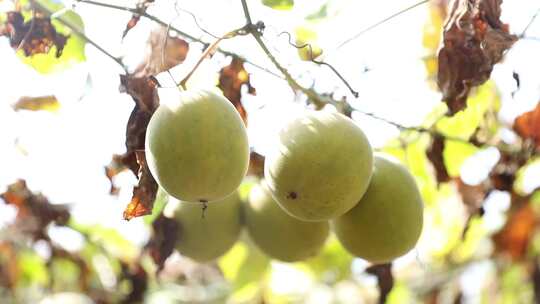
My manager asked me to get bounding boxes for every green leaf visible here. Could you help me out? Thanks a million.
[442,140,479,177]
[386,281,414,304]
[306,4,328,21]
[436,81,500,139]
[50,258,83,290]
[144,187,169,224]
[262,0,294,11]
[18,0,86,73]
[69,221,138,261]
[238,178,258,203]
[295,25,322,61]
[383,134,438,206]
[219,233,270,302]
[302,236,353,283]
[18,250,49,287]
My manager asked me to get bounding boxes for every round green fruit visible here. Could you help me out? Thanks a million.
[332,155,424,264]
[244,181,329,262]
[145,89,249,203]
[174,191,243,262]
[264,111,373,221]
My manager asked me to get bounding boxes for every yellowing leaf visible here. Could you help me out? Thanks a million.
[306,4,328,21]
[436,81,500,138]
[302,236,353,283]
[262,0,294,10]
[295,26,322,61]
[219,235,270,301]
[13,95,60,112]
[442,140,479,177]
[17,1,86,74]
[383,134,438,206]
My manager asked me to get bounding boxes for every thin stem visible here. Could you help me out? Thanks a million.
[278,31,359,97]
[241,0,253,24]
[179,26,248,89]
[16,8,36,52]
[33,0,127,72]
[179,34,227,90]
[176,6,221,39]
[520,7,540,37]
[522,36,540,42]
[252,31,326,108]
[76,0,282,79]
[337,0,430,49]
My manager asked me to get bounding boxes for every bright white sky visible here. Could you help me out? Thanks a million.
[0,0,539,258]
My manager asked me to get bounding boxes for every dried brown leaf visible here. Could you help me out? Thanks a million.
[437,0,517,115]
[117,74,160,220]
[457,178,488,238]
[122,0,155,39]
[248,151,265,177]
[134,27,189,77]
[104,153,134,195]
[513,102,540,149]
[0,179,70,240]
[0,242,19,290]
[218,56,256,125]
[13,95,60,112]
[457,178,487,212]
[427,135,450,184]
[120,261,148,304]
[489,151,527,192]
[1,12,68,57]
[123,151,158,221]
[119,75,160,113]
[366,263,394,304]
[493,196,536,260]
[533,258,540,304]
[145,214,179,272]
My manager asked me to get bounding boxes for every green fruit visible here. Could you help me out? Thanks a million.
[244,181,329,262]
[146,88,249,202]
[264,111,373,221]
[174,191,243,262]
[332,155,424,264]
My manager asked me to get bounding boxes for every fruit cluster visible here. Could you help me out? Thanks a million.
[145,88,424,264]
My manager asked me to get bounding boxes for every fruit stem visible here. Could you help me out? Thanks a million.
[179,27,247,90]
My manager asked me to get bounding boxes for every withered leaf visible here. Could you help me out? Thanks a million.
[427,135,450,184]
[119,75,160,113]
[145,214,179,272]
[493,196,536,260]
[218,56,256,125]
[104,153,136,195]
[457,178,487,213]
[513,102,540,149]
[123,151,158,221]
[122,0,155,39]
[1,11,68,57]
[0,242,19,290]
[437,0,517,115]
[134,27,189,77]
[13,95,60,112]
[117,74,159,220]
[120,261,148,304]
[0,179,70,241]
[248,151,265,177]
[489,150,527,192]
[533,257,540,304]
[366,263,394,304]
[118,75,158,162]
[457,178,488,238]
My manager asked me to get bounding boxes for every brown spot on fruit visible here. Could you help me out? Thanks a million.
[287,192,298,200]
